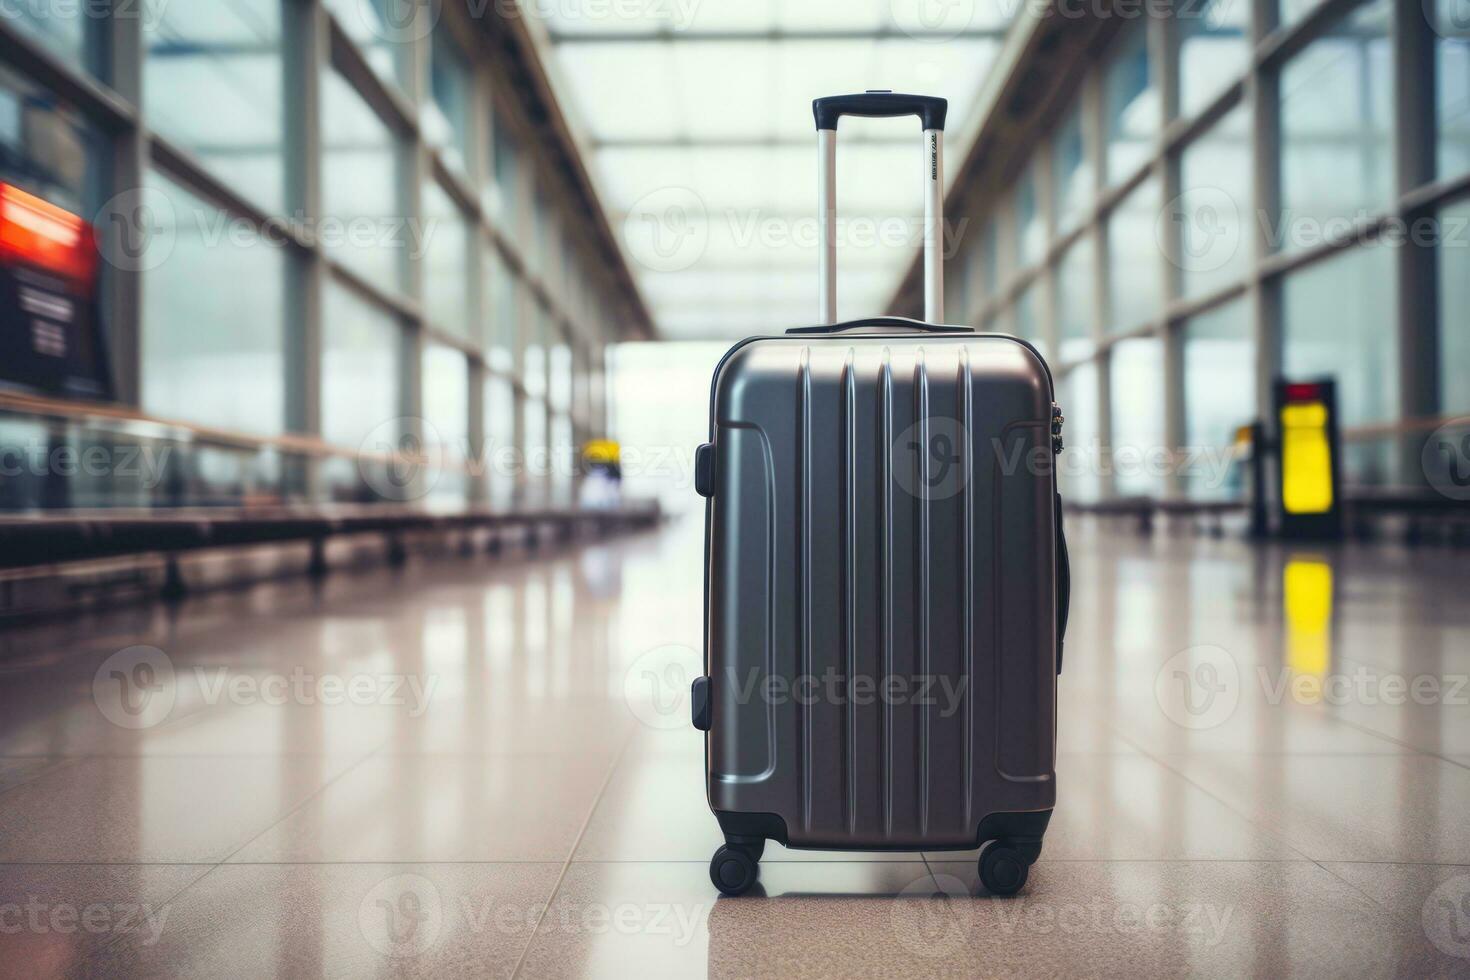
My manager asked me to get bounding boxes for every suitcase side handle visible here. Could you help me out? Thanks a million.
[813,91,948,327]
[1055,492,1071,674]
[812,92,948,132]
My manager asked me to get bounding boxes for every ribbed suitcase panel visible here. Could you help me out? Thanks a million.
[921,347,974,839]
[881,348,923,841]
[785,344,976,843]
[795,346,848,836]
[846,349,889,839]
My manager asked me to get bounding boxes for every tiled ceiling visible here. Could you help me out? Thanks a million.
[527,0,1014,339]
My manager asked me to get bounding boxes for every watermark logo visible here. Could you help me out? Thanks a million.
[358,417,445,502]
[1422,419,1470,502]
[93,645,176,730]
[356,0,436,44]
[1423,874,1470,959]
[888,0,980,41]
[1159,187,1241,275]
[623,643,700,730]
[1154,645,1240,731]
[622,187,708,273]
[95,186,176,273]
[1424,0,1470,40]
[360,873,443,958]
[889,872,973,957]
[894,417,970,501]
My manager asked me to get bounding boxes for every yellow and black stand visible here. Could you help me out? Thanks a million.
[1273,378,1342,539]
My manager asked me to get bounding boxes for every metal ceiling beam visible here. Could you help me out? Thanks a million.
[468,2,659,340]
[590,135,918,148]
[546,27,1007,43]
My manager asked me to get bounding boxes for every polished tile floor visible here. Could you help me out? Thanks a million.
[1,516,1469,977]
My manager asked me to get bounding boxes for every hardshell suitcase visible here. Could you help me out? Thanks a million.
[691,92,1070,897]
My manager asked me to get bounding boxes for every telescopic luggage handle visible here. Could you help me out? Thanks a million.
[812,91,948,327]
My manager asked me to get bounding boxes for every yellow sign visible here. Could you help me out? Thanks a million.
[1279,402,1333,515]
[1284,557,1333,680]
[583,439,621,465]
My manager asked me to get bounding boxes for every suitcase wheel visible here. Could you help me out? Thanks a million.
[978,843,1030,896]
[709,844,760,896]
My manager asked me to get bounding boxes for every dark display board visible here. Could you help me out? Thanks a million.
[0,182,111,401]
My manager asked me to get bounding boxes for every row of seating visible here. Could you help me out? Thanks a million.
[0,502,663,573]
[1066,491,1470,541]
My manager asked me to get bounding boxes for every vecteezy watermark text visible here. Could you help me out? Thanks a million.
[0,442,171,487]
[992,895,1235,945]
[1155,644,1470,730]
[502,0,704,29]
[1162,189,1470,275]
[889,871,1235,957]
[0,897,170,946]
[95,187,439,273]
[92,646,438,729]
[358,873,707,958]
[620,185,972,274]
[0,0,166,28]
[190,666,439,716]
[723,667,969,716]
[356,420,699,502]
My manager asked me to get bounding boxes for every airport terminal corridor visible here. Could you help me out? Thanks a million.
[0,517,1466,977]
[4,0,1470,975]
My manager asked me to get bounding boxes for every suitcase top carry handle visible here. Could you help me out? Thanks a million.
[814,91,947,327]
[812,92,948,132]
[786,316,971,335]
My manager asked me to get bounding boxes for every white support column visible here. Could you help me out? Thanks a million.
[106,2,146,408]
[1248,0,1282,525]
[1157,0,1185,500]
[285,0,328,502]
[1393,0,1440,484]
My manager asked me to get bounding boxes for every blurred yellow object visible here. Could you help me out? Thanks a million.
[1279,402,1333,514]
[1284,557,1333,679]
[584,439,621,466]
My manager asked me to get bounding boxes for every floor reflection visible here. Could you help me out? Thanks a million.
[0,516,1465,976]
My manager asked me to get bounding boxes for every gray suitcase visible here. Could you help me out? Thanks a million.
[690,93,1070,897]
